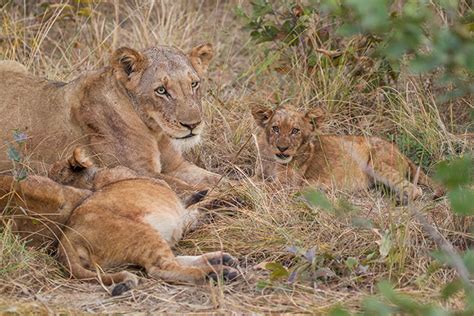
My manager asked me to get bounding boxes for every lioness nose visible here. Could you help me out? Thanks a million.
[277,146,289,152]
[180,121,201,130]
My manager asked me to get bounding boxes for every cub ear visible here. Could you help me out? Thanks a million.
[188,43,214,75]
[305,107,325,131]
[252,106,273,128]
[111,47,146,81]
[68,148,94,171]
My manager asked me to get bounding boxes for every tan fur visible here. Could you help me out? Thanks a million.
[1,150,238,294]
[0,175,90,248]
[252,105,444,203]
[0,60,28,74]
[0,44,220,191]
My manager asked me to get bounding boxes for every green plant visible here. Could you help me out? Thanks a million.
[324,0,474,100]
[6,130,28,181]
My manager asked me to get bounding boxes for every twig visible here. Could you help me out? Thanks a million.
[411,164,472,287]
[413,208,472,287]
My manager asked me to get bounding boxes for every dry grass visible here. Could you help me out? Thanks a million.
[0,0,472,314]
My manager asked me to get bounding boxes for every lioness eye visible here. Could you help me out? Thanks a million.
[155,86,167,95]
[272,126,280,133]
[191,81,200,88]
[291,128,300,135]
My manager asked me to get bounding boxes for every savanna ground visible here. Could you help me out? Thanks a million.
[0,0,473,314]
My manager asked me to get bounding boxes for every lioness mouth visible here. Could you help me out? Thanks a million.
[276,153,290,160]
[175,133,196,140]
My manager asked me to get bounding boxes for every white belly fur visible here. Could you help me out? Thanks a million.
[143,203,188,247]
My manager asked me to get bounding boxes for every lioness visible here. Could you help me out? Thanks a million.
[252,105,442,203]
[0,44,220,190]
[0,149,238,296]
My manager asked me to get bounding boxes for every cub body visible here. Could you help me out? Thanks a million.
[0,149,237,295]
[253,105,442,202]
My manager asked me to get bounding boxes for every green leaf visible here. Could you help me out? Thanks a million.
[431,250,455,266]
[345,257,358,270]
[7,146,21,162]
[251,0,273,18]
[256,280,270,290]
[378,231,392,258]
[440,279,463,300]
[255,51,280,75]
[329,306,351,316]
[463,250,474,274]
[265,262,289,281]
[435,156,473,189]
[303,190,333,211]
[361,297,393,316]
[448,187,474,216]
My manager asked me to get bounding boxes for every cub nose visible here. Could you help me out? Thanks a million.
[179,121,201,130]
[277,146,289,153]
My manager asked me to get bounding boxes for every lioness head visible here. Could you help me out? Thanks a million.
[111,44,214,150]
[252,105,324,164]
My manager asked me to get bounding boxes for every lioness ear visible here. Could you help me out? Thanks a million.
[111,47,146,80]
[252,106,273,128]
[68,148,93,171]
[305,108,325,131]
[188,43,214,75]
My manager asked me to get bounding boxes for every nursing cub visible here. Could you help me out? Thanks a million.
[252,105,442,203]
[1,149,238,296]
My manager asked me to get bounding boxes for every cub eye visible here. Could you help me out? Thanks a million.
[191,81,200,88]
[272,126,280,133]
[155,86,167,95]
[291,128,300,135]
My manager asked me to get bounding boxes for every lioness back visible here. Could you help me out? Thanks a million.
[0,60,28,74]
[0,65,82,173]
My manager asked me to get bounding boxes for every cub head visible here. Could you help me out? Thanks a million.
[111,44,214,151]
[252,105,324,164]
[49,148,96,189]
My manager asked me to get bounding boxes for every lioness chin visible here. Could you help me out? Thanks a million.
[252,105,444,204]
[0,149,238,296]
[0,44,220,192]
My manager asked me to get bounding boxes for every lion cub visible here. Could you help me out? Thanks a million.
[1,149,238,296]
[252,105,442,203]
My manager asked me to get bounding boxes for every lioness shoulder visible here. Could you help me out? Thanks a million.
[0,44,220,192]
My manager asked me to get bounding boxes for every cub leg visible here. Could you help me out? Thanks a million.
[370,161,422,204]
[146,261,238,285]
[57,239,139,296]
[143,246,238,285]
[367,138,424,203]
[176,251,239,268]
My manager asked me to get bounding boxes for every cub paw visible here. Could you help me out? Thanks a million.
[208,253,239,268]
[111,282,131,296]
[207,267,239,283]
[110,273,139,296]
[399,186,423,205]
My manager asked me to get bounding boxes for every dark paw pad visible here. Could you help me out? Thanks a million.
[111,282,131,296]
[207,272,219,282]
[185,190,209,207]
[222,268,239,282]
[208,254,239,267]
